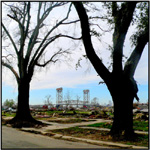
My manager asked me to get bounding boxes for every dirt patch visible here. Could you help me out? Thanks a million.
[2,118,49,128]
[51,127,148,147]
[47,118,96,124]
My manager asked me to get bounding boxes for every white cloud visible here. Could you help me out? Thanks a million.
[135,66,148,85]
[134,44,148,85]
[2,40,148,91]
[30,58,100,90]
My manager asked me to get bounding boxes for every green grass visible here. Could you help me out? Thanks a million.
[31,110,92,116]
[77,111,91,115]
[133,121,148,131]
[87,122,112,129]
[46,111,63,115]
[106,112,113,116]
[135,135,148,147]
[2,112,16,117]
[52,126,88,134]
[87,121,148,131]
[69,127,83,132]
[45,110,91,115]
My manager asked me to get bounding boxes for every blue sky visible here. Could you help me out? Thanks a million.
[2,79,148,105]
[2,2,148,106]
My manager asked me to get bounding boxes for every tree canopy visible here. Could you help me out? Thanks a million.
[3,99,16,108]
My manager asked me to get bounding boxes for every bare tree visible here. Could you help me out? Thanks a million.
[76,95,80,108]
[2,2,80,127]
[91,97,99,106]
[44,95,53,108]
[73,2,148,138]
[64,89,73,109]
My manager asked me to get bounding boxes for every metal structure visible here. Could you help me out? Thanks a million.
[83,89,90,104]
[56,100,84,108]
[56,88,90,107]
[56,87,63,104]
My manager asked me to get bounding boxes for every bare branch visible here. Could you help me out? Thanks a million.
[33,33,80,66]
[61,19,80,25]
[4,2,24,18]
[24,2,31,41]
[124,31,148,78]
[7,14,23,28]
[28,3,73,69]
[7,2,31,57]
[39,2,68,24]
[2,23,18,55]
[26,3,72,64]
[21,2,27,25]
[2,54,14,63]
[26,23,40,60]
[99,81,105,84]
[59,34,82,40]
[35,48,70,67]
[39,3,54,23]
[90,23,112,32]
[2,61,20,83]
[36,59,59,67]
[37,2,42,23]
[61,16,108,25]
[32,35,60,65]
[7,12,25,53]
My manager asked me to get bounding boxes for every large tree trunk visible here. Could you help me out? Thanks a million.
[109,75,136,139]
[8,76,42,128]
[110,95,134,138]
[16,77,33,120]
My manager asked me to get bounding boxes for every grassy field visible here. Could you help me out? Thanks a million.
[40,110,91,115]
[87,122,112,129]
[87,121,148,131]
[133,121,148,131]
[2,112,16,118]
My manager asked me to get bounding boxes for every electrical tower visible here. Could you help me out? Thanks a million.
[56,87,63,104]
[83,89,90,104]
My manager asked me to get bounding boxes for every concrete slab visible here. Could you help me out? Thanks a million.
[20,128,148,149]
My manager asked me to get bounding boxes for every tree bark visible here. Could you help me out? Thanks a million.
[16,77,32,120]
[8,76,42,127]
[111,96,134,137]
[108,75,136,138]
